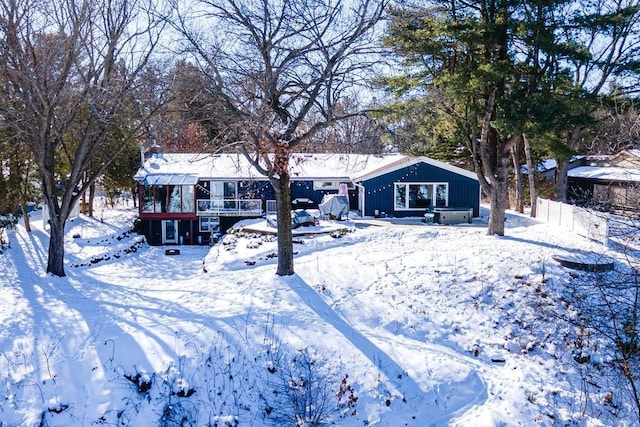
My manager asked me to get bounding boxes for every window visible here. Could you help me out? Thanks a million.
[314,181,337,190]
[168,185,182,213]
[142,186,154,212]
[394,182,448,210]
[156,185,167,212]
[141,184,195,213]
[200,216,220,232]
[182,185,194,212]
[313,181,354,191]
[208,181,237,198]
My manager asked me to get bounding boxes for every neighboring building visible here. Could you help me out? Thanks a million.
[133,152,480,245]
[567,149,640,214]
[526,156,586,181]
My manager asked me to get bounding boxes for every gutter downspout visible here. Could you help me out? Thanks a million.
[353,181,365,217]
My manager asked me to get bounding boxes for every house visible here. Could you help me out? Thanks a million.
[133,152,480,245]
[567,149,640,214]
[526,156,586,181]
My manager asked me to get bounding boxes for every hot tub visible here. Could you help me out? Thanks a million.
[431,207,473,225]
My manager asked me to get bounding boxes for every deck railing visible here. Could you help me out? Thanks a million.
[197,199,263,216]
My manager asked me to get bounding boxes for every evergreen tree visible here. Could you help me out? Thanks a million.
[383,0,597,232]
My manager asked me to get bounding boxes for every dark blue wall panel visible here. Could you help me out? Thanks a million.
[291,180,359,209]
[361,162,479,217]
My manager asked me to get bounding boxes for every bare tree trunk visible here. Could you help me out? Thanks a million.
[47,214,67,276]
[20,200,32,233]
[88,182,96,217]
[511,142,524,213]
[554,131,581,203]
[523,134,537,217]
[474,91,517,236]
[131,185,138,208]
[42,169,73,276]
[273,173,294,276]
[81,191,88,214]
[487,158,510,236]
[554,159,569,203]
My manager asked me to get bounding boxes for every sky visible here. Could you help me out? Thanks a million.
[0,199,638,426]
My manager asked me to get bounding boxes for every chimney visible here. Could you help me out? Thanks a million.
[142,135,162,164]
[149,143,162,155]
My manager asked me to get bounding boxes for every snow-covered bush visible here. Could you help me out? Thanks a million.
[0,214,18,250]
[260,346,353,426]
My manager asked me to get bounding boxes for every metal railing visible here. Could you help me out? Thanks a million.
[197,199,263,216]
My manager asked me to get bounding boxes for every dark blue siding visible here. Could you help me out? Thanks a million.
[291,180,359,209]
[238,180,273,202]
[197,179,359,210]
[362,162,479,217]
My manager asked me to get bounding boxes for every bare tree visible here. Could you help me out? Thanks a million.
[553,0,640,202]
[0,0,165,276]
[171,0,386,275]
[300,98,388,154]
[563,218,640,421]
[585,101,640,155]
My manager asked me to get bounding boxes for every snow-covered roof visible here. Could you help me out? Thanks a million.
[568,165,640,183]
[134,152,478,183]
[352,155,478,182]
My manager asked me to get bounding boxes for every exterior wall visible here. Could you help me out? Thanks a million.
[239,180,274,205]
[138,217,250,246]
[569,177,640,213]
[361,162,480,218]
[137,178,358,245]
[291,180,359,210]
[567,177,594,206]
[135,161,480,243]
[601,152,640,169]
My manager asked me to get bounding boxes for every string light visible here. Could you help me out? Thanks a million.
[193,164,427,200]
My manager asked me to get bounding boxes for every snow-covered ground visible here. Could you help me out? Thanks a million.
[0,199,638,426]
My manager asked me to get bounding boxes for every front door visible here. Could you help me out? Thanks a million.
[162,220,178,244]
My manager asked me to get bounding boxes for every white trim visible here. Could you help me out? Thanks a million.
[199,216,219,232]
[312,180,355,191]
[393,182,449,211]
[162,220,178,244]
[353,156,478,183]
[353,182,366,216]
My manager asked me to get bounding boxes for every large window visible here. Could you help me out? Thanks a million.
[206,181,238,210]
[209,181,237,199]
[394,182,448,210]
[182,185,194,212]
[168,185,182,213]
[199,216,220,232]
[142,185,154,213]
[141,185,195,213]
